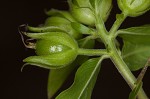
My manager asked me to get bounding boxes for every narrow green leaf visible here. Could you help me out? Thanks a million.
[128,58,149,99]
[27,26,64,33]
[23,50,77,69]
[129,82,143,99]
[56,57,105,99]
[118,25,150,71]
[71,22,94,35]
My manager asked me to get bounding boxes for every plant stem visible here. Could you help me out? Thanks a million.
[95,11,148,98]
[108,40,148,99]
[109,13,127,37]
[78,48,108,56]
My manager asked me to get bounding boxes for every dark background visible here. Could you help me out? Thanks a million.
[1,0,150,99]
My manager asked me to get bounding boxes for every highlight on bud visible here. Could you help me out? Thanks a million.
[23,32,79,69]
[117,0,150,17]
[68,0,112,26]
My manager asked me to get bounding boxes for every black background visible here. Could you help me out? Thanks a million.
[1,0,150,99]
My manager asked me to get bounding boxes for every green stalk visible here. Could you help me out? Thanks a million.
[78,48,108,56]
[108,39,148,99]
[109,13,127,36]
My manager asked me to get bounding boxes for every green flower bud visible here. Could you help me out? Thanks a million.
[44,16,70,26]
[44,16,82,39]
[23,32,78,69]
[28,16,82,40]
[45,9,82,39]
[68,0,112,26]
[45,9,77,22]
[117,0,150,17]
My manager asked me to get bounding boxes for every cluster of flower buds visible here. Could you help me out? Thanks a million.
[22,0,150,69]
[21,7,95,69]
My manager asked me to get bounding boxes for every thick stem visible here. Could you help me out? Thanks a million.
[95,10,148,98]
[109,40,148,99]
[78,48,108,56]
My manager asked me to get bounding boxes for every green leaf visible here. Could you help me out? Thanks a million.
[56,57,105,99]
[47,56,90,99]
[71,22,94,35]
[47,64,75,99]
[47,56,89,99]
[118,25,150,71]
[117,25,150,37]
